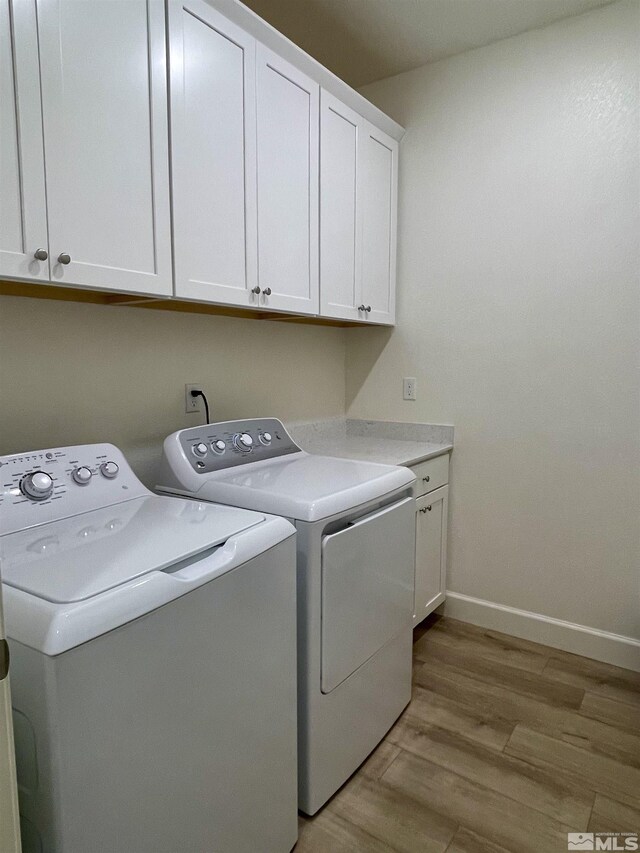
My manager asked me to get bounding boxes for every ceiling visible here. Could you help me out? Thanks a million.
[242,0,617,87]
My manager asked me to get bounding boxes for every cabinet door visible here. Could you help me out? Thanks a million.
[36,0,171,295]
[0,0,49,281]
[414,486,448,626]
[319,90,362,321]
[256,44,319,315]
[169,0,258,305]
[360,123,398,325]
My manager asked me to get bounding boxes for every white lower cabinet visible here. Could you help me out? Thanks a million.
[412,455,450,626]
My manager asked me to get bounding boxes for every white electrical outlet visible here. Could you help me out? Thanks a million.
[185,384,203,414]
[403,377,417,401]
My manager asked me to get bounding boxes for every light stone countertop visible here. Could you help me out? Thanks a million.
[286,418,453,468]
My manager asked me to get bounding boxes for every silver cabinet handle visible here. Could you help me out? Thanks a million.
[251,286,261,294]
[34,248,48,261]
[427,505,432,511]
[423,476,430,483]
[58,253,71,265]
[366,306,372,312]
[263,287,272,296]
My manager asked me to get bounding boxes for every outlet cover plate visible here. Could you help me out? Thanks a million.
[403,377,417,401]
[185,384,203,414]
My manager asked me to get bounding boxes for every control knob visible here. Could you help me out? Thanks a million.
[211,440,226,454]
[21,471,54,501]
[259,432,272,445]
[72,466,93,485]
[192,442,208,458]
[100,461,119,479]
[233,433,253,452]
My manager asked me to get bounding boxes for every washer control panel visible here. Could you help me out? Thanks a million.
[178,419,301,474]
[0,443,147,536]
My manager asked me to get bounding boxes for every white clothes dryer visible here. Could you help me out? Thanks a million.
[158,418,416,814]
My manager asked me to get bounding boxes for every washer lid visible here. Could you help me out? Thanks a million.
[193,455,416,521]
[0,496,265,603]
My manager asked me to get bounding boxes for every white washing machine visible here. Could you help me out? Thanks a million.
[157,418,416,814]
[0,443,298,853]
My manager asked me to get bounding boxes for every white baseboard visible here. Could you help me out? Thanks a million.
[440,592,640,672]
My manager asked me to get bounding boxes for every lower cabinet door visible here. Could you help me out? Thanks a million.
[414,485,448,626]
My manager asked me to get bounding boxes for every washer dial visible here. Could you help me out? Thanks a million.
[21,471,54,501]
[72,466,93,485]
[100,461,119,479]
[233,433,253,452]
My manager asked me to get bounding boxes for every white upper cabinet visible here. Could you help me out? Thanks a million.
[319,91,361,322]
[359,124,398,325]
[0,0,49,282]
[255,45,319,315]
[169,0,259,305]
[2,0,401,321]
[320,92,398,325]
[36,0,172,295]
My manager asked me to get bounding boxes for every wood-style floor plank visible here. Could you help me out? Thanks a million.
[414,617,552,674]
[588,794,640,833]
[543,653,640,708]
[505,725,640,810]
[415,641,585,709]
[326,770,457,853]
[415,660,576,735]
[445,826,515,853]
[386,719,593,827]
[556,710,640,769]
[390,683,515,752]
[579,691,640,733]
[359,741,404,780]
[381,748,574,853]
[296,810,397,853]
[415,658,640,770]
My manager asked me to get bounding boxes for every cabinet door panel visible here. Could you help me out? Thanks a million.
[414,486,448,626]
[0,0,49,281]
[36,0,171,295]
[256,45,319,315]
[360,124,397,325]
[169,0,258,305]
[319,91,361,321]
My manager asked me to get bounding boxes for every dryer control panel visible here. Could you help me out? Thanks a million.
[178,419,302,474]
[0,444,148,536]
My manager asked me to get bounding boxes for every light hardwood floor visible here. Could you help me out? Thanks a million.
[296,615,640,853]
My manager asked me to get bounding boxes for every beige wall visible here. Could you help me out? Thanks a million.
[349,1,640,639]
[0,296,346,484]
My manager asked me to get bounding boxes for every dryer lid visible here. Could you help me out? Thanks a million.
[192,455,416,521]
[0,496,264,603]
